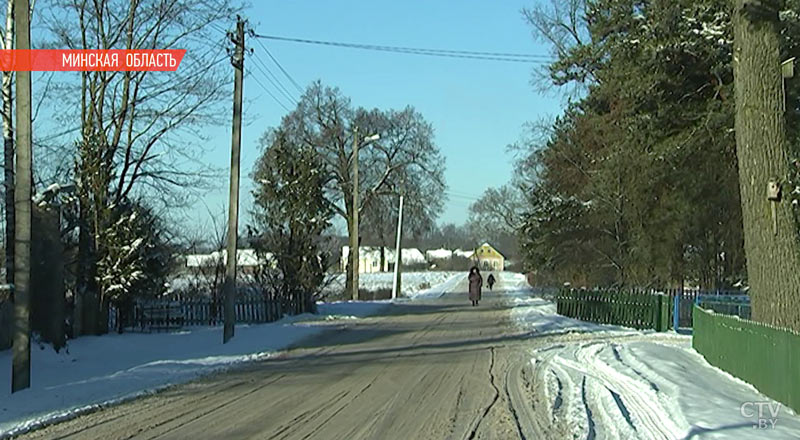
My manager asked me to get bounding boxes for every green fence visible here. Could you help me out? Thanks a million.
[556,289,670,331]
[693,306,800,413]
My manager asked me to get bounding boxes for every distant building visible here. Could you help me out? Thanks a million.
[340,246,426,273]
[472,243,504,272]
[453,249,475,259]
[340,246,388,273]
[426,248,453,261]
[185,249,273,274]
[387,248,427,266]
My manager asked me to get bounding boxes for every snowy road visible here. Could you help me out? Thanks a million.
[11,273,800,439]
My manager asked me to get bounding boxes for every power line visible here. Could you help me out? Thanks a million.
[251,33,554,64]
[444,191,482,201]
[252,36,304,94]
[247,72,292,112]
[250,51,298,106]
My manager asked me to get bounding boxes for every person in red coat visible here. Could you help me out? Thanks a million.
[468,266,482,306]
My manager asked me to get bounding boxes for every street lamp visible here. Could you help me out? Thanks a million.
[351,129,380,301]
[391,193,404,300]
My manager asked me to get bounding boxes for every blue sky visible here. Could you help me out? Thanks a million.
[176,1,565,233]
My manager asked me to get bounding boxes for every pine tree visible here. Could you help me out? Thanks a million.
[250,130,333,315]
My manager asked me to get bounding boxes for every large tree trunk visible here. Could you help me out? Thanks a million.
[733,0,800,331]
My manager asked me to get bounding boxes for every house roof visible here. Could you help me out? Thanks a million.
[341,246,426,264]
[426,249,453,260]
[186,249,270,267]
[475,243,504,259]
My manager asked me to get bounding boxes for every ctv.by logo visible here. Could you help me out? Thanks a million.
[740,401,781,429]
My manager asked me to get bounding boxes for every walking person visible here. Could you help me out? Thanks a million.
[487,273,496,291]
[468,266,482,306]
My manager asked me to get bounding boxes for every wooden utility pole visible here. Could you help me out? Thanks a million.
[391,194,404,300]
[223,16,244,344]
[733,0,800,331]
[351,127,360,301]
[12,0,31,393]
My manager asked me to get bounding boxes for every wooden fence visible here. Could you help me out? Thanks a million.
[556,288,671,331]
[694,306,800,413]
[539,286,747,330]
[118,297,286,332]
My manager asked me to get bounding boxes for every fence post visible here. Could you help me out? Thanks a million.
[673,293,680,331]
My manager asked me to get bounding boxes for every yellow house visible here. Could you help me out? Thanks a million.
[473,243,504,271]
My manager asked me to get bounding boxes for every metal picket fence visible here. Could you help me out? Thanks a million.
[110,296,286,332]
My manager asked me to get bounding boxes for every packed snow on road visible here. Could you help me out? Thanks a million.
[0,273,463,437]
[0,301,389,437]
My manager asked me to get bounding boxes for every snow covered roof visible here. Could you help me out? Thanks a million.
[386,248,426,264]
[453,249,474,258]
[185,249,269,267]
[341,246,426,264]
[426,249,453,260]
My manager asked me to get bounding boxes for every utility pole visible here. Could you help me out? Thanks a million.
[223,16,244,344]
[12,0,31,393]
[391,195,404,300]
[351,127,360,302]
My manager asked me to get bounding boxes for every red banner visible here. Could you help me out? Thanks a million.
[0,50,187,71]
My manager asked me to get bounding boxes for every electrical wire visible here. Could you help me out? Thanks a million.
[252,37,305,94]
[251,33,554,64]
[444,191,482,201]
[247,72,292,112]
[250,51,298,106]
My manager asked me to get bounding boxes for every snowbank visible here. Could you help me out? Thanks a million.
[502,273,800,439]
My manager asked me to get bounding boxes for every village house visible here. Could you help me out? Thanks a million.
[185,249,273,274]
[472,243,504,272]
[340,246,427,273]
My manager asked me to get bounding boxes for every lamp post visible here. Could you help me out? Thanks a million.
[351,131,380,301]
[391,194,404,300]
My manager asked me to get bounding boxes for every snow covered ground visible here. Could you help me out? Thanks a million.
[504,272,800,439]
[322,271,461,297]
[0,301,388,438]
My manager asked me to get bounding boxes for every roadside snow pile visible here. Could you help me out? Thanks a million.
[510,296,633,336]
[502,273,800,439]
[0,301,388,438]
[404,273,463,299]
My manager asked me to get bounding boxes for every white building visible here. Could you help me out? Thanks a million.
[453,249,475,259]
[341,246,426,273]
[426,248,453,261]
[185,249,273,273]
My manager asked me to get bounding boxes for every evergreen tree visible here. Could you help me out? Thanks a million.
[518,0,797,288]
[250,130,334,315]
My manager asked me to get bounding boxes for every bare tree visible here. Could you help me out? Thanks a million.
[2,0,14,287]
[280,82,446,291]
[40,0,239,334]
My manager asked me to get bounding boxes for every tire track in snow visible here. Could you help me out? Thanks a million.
[526,339,685,440]
[571,342,683,439]
[466,347,499,440]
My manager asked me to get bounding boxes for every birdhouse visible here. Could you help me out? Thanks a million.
[767,180,781,201]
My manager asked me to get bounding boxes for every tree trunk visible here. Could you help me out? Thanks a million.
[77,198,100,335]
[733,0,800,331]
